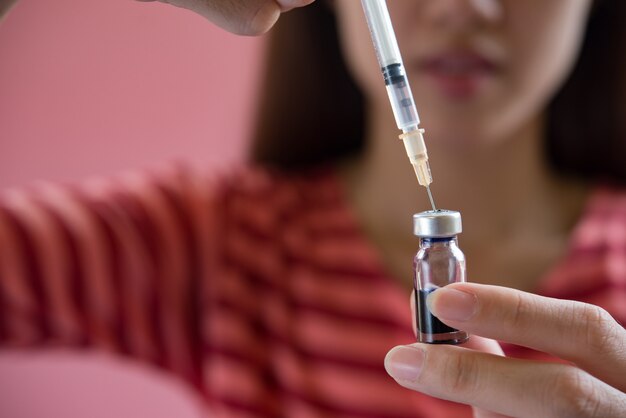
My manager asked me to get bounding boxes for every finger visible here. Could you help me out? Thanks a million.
[411,291,507,418]
[458,338,512,418]
[152,0,281,35]
[410,289,505,356]
[385,343,626,418]
[427,282,626,391]
[459,334,505,356]
[141,0,314,36]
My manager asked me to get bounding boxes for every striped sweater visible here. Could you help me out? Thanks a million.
[0,165,625,418]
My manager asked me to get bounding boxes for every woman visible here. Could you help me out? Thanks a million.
[1,0,625,417]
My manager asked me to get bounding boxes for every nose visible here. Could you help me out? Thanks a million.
[423,0,503,29]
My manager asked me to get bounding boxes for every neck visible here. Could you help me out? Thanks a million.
[339,103,589,291]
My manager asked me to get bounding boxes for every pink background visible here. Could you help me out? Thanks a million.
[0,0,263,416]
[0,0,262,188]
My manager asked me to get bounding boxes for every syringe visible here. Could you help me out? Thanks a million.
[361,0,436,210]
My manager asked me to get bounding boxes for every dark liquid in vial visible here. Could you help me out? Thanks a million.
[416,288,459,335]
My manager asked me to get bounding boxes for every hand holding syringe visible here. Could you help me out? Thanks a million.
[361,0,437,210]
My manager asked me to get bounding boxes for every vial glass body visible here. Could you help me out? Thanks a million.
[414,237,469,344]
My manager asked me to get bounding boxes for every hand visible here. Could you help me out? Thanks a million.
[385,283,626,418]
[137,0,314,35]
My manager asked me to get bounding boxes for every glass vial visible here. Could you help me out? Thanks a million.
[413,210,469,344]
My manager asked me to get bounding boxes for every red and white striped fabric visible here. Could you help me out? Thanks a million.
[1,165,624,418]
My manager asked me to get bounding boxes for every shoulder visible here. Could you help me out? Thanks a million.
[539,184,626,321]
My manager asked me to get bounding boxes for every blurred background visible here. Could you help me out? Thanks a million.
[0,0,263,415]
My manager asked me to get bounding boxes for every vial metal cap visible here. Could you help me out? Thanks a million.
[413,210,462,237]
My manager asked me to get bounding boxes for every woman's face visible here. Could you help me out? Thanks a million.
[333,0,593,147]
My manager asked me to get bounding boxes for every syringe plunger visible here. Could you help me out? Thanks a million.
[384,64,420,131]
[362,0,421,131]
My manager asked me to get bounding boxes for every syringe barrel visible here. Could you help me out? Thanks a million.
[384,65,421,131]
[361,0,421,130]
[361,0,402,66]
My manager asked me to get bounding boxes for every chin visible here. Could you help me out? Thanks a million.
[430,126,511,154]
[422,103,512,146]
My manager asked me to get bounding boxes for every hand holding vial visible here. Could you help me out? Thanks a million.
[385,283,626,417]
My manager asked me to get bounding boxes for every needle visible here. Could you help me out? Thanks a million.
[426,186,437,211]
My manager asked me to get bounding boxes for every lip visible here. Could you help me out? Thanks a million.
[417,50,500,99]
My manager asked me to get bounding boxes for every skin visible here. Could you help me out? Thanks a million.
[134,0,315,35]
[2,0,625,416]
[0,0,314,32]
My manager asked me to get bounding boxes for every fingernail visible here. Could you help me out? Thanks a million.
[427,287,478,321]
[384,345,425,382]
